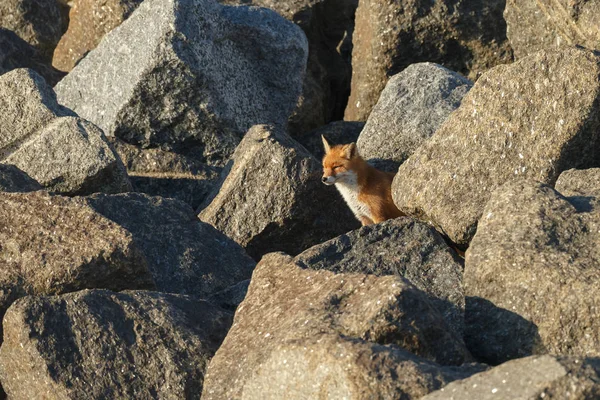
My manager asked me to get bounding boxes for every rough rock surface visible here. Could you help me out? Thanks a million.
[198,124,359,260]
[505,0,600,59]
[357,63,473,172]
[345,0,513,121]
[53,0,144,72]
[0,164,42,192]
[423,355,600,400]
[84,193,256,297]
[0,191,155,338]
[206,279,249,312]
[0,69,131,195]
[0,0,69,60]
[393,47,600,246]
[294,217,465,336]
[465,179,600,363]
[110,137,221,209]
[295,120,364,160]
[55,0,308,167]
[555,167,600,200]
[202,253,477,399]
[0,289,233,399]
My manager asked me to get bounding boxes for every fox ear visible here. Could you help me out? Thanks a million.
[321,135,331,154]
[344,143,357,159]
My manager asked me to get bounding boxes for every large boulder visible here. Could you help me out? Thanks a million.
[504,0,600,59]
[0,289,233,399]
[55,0,308,167]
[198,124,359,260]
[110,137,221,209]
[464,178,600,364]
[0,28,65,85]
[0,164,42,192]
[294,217,465,336]
[345,0,513,121]
[202,252,478,399]
[0,68,131,195]
[0,0,69,60]
[53,0,144,72]
[392,47,600,246]
[357,63,473,172]
[423,355,600,400]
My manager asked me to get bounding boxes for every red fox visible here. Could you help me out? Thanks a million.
[321,136,405,226]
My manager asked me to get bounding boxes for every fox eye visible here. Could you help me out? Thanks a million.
[332,165,342,170]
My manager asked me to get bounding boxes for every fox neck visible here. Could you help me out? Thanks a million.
[334,168,371,219]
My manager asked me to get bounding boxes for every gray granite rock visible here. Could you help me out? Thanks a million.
[465,179,600,363]
[0,289,233,399]
[198,124,359,260]
[202,252,478,399]
[55,0,308,166]
[296,120,364,160]
[0,164,42,192]
[345,0,513,121]
[555,167,600,200]
[294,217,465,337]
[393,47,600,246]
[504,0,600,59]
[357,63,473,172]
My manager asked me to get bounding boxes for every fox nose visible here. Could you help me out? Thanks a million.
[321,176,328,183]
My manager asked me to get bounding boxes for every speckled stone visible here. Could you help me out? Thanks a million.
[198,124,359,260]
[54,0,308,166]
[555,167,600,200]
[0,164,42,192]
[392,47,600,246]
[465,179,600,362]
[357,63,473,172]
[504,0,600,60]
[201,253,477,399]
[0,289,233,399]
[423,355,600,400]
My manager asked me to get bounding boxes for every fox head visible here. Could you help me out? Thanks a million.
[321,135,360,185]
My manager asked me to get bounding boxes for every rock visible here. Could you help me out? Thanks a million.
[504,0,600,60]
[464,179,600,363]
[0,28,65,85]
[357,63,473,172]
[110,137,221,209]
[0,191,154,338]
[295,120,364,160]
[555,167,600,199]
[392,47,600,246]
[84,193,256,297]
[0,69,132,195]
[0,164,42,192]
[345,0,513,121]
[294,217,465,337]
[0,289,233,399]
[53,0,144,72]
[202,253,477,399]
[423,355,600,400]
[206,279,249,312]
[55,0,308,167]
[0,0,69,60]
[198,124,359,260]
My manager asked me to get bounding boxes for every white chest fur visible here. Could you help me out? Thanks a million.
[335,177,371,219]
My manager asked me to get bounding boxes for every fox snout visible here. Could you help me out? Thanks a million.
[321,174,336,185]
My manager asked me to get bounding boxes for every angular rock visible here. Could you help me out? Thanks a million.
[0,164,42,192]
[55,0,308,166]
[423,355,600,400]
[345,0,513,121]
[464,180,600,363]
[198,124,359,260]
[295,120,364,160]
[0,69,132,195]
[110,137,221,209]
[555,167,600,199]
[202,253,476,399]
[357,63,473,172]
[0,0,69,60]
[504,0,600,60]
[393,47,600,246]
[0,28,65,85]
[53,0,144,72]
[294,218,465,336]
[0,289,233,399]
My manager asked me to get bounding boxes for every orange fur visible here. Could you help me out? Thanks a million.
[321,136,405,226]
